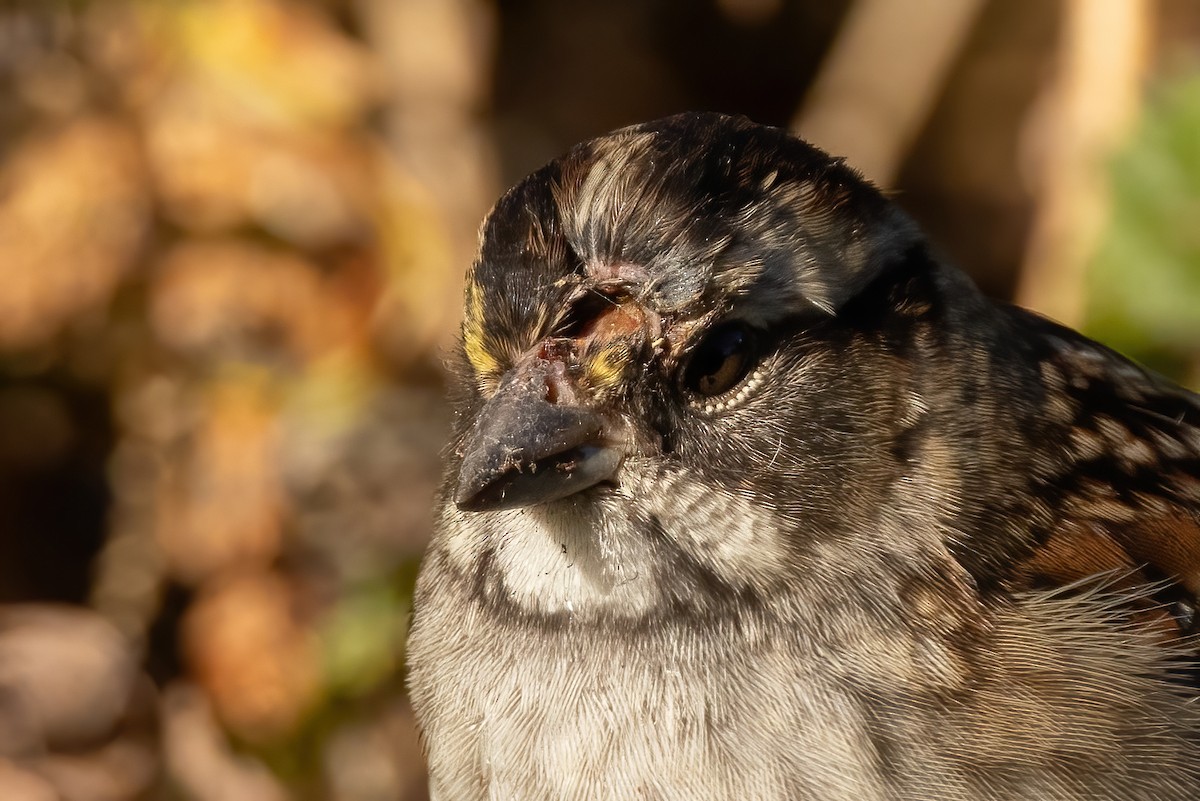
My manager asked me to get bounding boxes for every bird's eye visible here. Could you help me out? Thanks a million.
[682,322,759,398]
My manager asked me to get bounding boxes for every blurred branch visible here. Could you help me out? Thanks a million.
[1015,0,1153,325]
[792,0,985,188]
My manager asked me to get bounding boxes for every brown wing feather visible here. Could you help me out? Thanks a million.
[1011,323,1200,642]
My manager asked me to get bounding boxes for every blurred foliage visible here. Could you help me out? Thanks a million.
[0,0,462,797]
[1085,72,1200,386]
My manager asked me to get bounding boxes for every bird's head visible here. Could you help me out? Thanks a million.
[437,113,1040,621]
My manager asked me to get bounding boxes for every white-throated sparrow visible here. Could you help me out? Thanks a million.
[407,113,1200,800]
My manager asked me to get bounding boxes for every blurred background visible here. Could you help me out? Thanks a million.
[0,0,1197,798]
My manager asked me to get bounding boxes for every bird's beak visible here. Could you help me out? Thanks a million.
[454,350,624,512]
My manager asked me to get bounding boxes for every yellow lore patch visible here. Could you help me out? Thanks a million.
[584,341,632,392]
[463,280,501,378]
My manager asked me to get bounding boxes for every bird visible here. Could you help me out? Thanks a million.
[406,112,1200,800]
